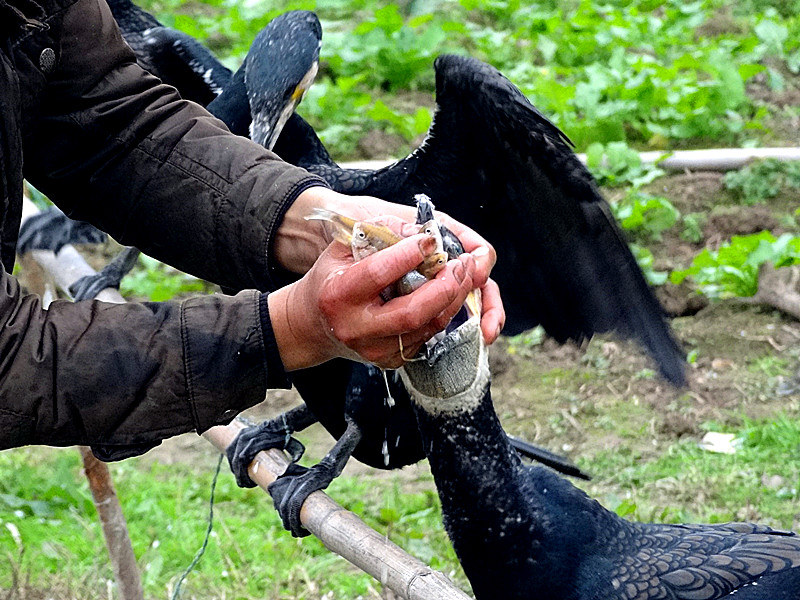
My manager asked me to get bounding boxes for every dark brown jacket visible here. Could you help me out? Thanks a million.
[0,0,326,458]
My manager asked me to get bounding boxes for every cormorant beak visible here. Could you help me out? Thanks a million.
[399,296,489,414]
[265,62,319,150]
[465,289,481,324]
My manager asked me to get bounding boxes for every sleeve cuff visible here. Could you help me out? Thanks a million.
[259,292,292,390]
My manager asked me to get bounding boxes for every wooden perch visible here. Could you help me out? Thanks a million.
[204,421,471,600]
[342,146,800,173]
[737,263,800,321]
[20,196,141,600]
[19,195,471,600]
[80,447,145,600]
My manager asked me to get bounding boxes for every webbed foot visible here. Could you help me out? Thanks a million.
[69,246,140,301]
[226,417,306,488]
[268,461,338,537]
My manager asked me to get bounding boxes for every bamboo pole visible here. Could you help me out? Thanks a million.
[19,197,142,600]
[203,421,471,600]
[341,146,800,172]
[19,195,472,600]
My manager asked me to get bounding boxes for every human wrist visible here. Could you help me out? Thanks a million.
[273,185,343,275]
[265,284,330,371]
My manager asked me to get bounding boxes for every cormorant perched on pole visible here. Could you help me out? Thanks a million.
[394,296,800,599]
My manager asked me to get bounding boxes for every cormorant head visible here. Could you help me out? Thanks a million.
[244,10,322,150]
[399,195,489,414]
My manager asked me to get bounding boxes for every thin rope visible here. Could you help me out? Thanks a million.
[171,453,224,600]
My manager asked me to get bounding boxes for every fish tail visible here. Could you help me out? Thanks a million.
[305,208,355,246]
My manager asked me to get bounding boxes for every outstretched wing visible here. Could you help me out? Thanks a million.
[362,55,685,385]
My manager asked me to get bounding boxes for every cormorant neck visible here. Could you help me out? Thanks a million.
[412,390,554,597]
[414,388,523,497]
[206,69,250,137]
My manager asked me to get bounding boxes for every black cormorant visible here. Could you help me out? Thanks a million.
[394,301,800,600]
[271,55,685,387]
[17,206,107,256]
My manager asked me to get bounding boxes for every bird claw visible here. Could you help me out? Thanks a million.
[226,419,306,488]
[268,462,334,538]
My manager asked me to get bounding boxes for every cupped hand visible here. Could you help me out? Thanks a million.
[278,186,505,343]
[268,232,478,371]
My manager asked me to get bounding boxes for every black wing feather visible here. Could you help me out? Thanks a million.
[352,55,685,385]
[108,0,231,106]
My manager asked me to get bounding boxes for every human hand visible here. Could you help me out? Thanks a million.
[268,232,478,370]
[276,186,505,343]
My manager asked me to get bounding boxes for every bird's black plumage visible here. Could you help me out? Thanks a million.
[274,55,686,386]
[411,378,800,599]
[107,0,232,105]
[244,11,321,149]
[17,206,107,256]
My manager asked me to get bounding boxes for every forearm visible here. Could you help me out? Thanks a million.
[0,269,287,458]
[21,0,327,292]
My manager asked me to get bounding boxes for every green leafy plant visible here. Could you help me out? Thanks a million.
[671,231,800,298]
[612,192,680,241]
[120,255,211,301]
[630,244,669,286]
[681,213,707,244]
[585,142,665,188]
[723,159,800,205]
[367,101,432,140]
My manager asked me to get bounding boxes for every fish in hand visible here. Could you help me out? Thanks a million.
[305,207,449,298]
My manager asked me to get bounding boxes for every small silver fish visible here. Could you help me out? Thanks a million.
[305,208,448,296]
[413,195,480,319]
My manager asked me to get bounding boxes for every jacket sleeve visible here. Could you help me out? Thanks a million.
[22,0,327,293]
[0,265,289,458]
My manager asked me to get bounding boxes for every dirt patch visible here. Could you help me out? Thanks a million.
[704,205,780,243]
[356,129,407,160]
[694,5,746,39]
[655,281,709,317]
[647,172,725,213]
[494,303,800,462]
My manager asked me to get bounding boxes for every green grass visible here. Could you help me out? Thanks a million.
[9,0,800,596]
[1,414,798,597]
[586,416,800,527]
[136,0,800,157]
[0,447,460,598]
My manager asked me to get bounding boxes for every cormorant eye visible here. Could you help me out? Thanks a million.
[357,231,367,239]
